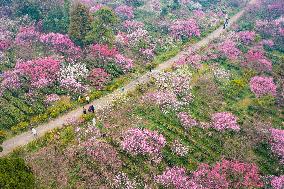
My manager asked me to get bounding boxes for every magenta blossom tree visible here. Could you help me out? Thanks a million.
[15,57,60,88]
[249,76,276,97]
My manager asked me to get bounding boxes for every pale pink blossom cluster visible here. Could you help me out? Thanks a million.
[44,94,60,104]
[211,112,240,131]
[115,5,134,19]
[238,31,256,44]
[249,76,276,97]
[75,125,101,143]
[143,91,181,111]
[178,112,198,130]
[171,140,189,157]
[261,39,274,47]
[114,54,134,72]
[121,128,166,156]
[123,20,144,32]
[270,128,284,164]
[0,70,21,90]
[90,4,104,13]
[60,78,87,93]
[113,172,138,189]
[271,175,284,189]
[140,48,154,60]
[170,19,200,39]
[126,28,150,47]
[115,32,129,45]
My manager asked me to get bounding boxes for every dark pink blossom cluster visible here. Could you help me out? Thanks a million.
[219,40,241,60]
[271,175,284,189]
[91,43,133,72]
[0,39,11,51]
[211,112,240,131]
[270,128,284,164]
[15,57,60,88]
[156,167,199,189]
[238,31,256,44]
[15,26,39,46]
[40,33,82,60]
[244,49,272,72]
[92,43,118,58]
[249,76,276,97]
[115,5,134,19]
[87,68,110,89]
[170,19,200,39]
[178,112,198,130]
[157,160,263,189]
[121,128,166,156]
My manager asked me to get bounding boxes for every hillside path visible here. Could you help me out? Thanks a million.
[0,0,256,157]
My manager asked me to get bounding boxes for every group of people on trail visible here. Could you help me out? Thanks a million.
[83,104,95,114]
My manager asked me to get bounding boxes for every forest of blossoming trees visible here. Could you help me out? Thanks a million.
[0,0,283,188]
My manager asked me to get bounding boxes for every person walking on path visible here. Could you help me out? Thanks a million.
[85,95,90,103]
[223,13,229,29]
[31,128,37,137]
[83,107,87,114]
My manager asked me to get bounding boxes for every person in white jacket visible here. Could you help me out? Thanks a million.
[31,128,37,137]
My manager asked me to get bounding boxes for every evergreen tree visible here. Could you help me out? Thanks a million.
[68,3,92,46]
[85,8,118,46]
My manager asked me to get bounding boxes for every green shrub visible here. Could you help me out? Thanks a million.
[30,114,48,125]
[0,157,35,188]
[11,122,29,134]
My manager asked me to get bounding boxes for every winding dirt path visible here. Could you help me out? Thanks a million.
[0,0,256,157]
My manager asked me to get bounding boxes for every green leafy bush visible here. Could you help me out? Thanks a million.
[0,157,35,188]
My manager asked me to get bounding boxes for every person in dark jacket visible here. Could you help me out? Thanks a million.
[83,107,87,114]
